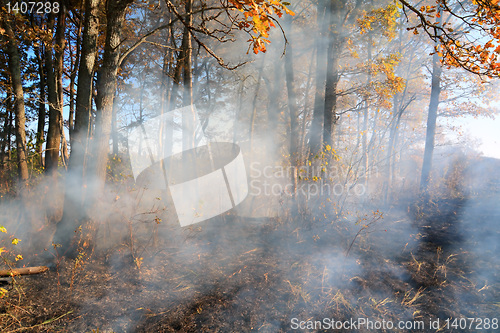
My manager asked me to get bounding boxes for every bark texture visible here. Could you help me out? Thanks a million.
[1,16,29,181]
[45,9,67,174]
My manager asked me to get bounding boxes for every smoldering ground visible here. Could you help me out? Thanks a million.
[1,146,498,332]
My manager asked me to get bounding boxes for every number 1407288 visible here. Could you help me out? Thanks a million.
[445,317,498,330]
[6,1,60,14]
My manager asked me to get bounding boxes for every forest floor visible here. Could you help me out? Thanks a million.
[0,188,499,332]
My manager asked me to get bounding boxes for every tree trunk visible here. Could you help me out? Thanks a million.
[54,0,100,257]
[4,98,14,168]
[420,50,442,192]
[111,92,119,155]
[308,0,327,158]
[181,0,195,167]
[160,23,172,116]
[323,0,343,149]
[1,17,29,182]
[299,47,315,163]
[182,0,193,106]
[249,57,265,149]
[284,14,299,198]
[384,95,399,202]
[169,28,183,111]
[68,2,84,146]
[182,0,193,107]
[266,60,283,159]
[45,13,61,174]
[35,46,46,168]
[70,0,100,177]
[0,98,11,170]
[92,0,133,184]
[55,4,68,167]
[361,33,372,184]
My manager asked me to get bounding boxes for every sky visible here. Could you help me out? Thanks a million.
[445,114,500,159]
[465,115,500,158]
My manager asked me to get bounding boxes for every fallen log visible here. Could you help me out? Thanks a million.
[0,266,49,277]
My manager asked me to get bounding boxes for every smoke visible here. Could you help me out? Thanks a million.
[1,2,499,332]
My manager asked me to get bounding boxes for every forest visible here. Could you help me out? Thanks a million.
[0,0,499,331]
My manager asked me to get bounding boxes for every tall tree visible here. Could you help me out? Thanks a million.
[52,0,294,255]
[55,3,69,167]
[56,0,135,256]
[33,30,46,168]
[310,0,364,156]
[69,0,100,178]
[420,45,442,191]
[322,0,345,149]
[284,13,299,198]
[0,11,29,182]
[44,4,67,175]
[92,0,134,183]
[309,0,328,157]
[67,2,85,144]
[181,0,195,155]
[54,0,101,255]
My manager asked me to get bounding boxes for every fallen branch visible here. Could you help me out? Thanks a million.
[0,266,49,277]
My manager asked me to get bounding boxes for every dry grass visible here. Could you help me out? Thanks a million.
[0,181,498,332]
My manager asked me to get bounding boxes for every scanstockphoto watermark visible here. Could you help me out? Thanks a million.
[249,162,367,199]
[128,106,248,227]
[249,178,366,199]
[290,317,428,331]
[290,317,499,331]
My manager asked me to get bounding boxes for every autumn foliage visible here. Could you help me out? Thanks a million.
[228,0,294,53]
[400,0,500,77]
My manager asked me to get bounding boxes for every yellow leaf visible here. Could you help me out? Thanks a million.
[0,226,6,233]
[15,254,23,261]
[11,238,21,245]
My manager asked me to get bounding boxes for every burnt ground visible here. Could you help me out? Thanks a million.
[1,188,499,332]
